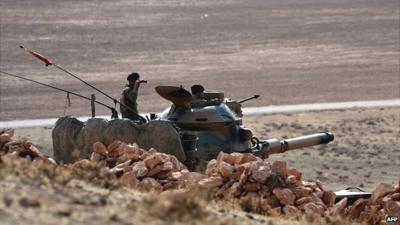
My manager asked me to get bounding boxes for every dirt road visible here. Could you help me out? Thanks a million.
[1,0,399,120]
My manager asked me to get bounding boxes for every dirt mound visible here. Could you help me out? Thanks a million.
[90,140,195,192]
[1,128,399,225]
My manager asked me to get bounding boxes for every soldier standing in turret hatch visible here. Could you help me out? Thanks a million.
[190,84,220,108]
[120,72,144,120]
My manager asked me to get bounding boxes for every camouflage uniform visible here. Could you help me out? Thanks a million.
[120,85,140,120]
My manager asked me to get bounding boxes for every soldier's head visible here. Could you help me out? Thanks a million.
[127,72,140,86]
[191,84,205,98]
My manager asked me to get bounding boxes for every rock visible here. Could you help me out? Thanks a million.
[1,128,14,138]
[391,193,400,201]
[216,152,232,164]
[371,183,393,204]
[226,182,242,197]
[302,181,318,190]
[240,192,262,212]
[271,161,287,178]
[198,176,224,189]
[271,206,282,216]
[265,173,286,189]
[251,162,272,184]
[155,170,172,179]
[123,166,133,173]
[286,175,297,184]
[160,161,174,171]
[231,163,246,181]
[3,195,13,207]
[139,177,163,192]
[287,167,302,181]
[237,153,259,164]
[293,186,313,198]
[107,141,122,154]
[47,157,57,165]
[266,194,281,208]
[169,171,184,181]
[273,188,296,205]
[147,164,163,177]
[283,205,301,218]
[230,152,246,165]
[322,191,336,207]
[296,196,315,206]
[218,161,236,178]
[315,180,325,192]
[394,182,400,193]
[132,161,148,178]
[90,152,102,161]
[110,166,124,176]
[243,182,261,192]
[384,200,400,217]
[0,133,12,148]
[143,155,163,169]
[183,172,207,188]
[238,163,252,185]
[118,149,140,163]
[329,197,347,216]
[169,155,186,171]
[19,197,40,208]
[223,152,240,165]
[115,142,128,155]
[216,181,235,198]
[302,202,325,216]
[312,188,324,199]
[205,159,218,176]
[347,198,369,219]
[115,160,131,169]
[123,143,139,152]
[258,186,271,197]
[120,171,139,188]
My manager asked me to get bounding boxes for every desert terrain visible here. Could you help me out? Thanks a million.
[13,107,400,191]
[0,0,399,224]
[0,0,399,120]
[1,106,399,225]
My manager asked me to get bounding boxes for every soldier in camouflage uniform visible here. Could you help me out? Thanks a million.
[190,84,220,108]
[120,72,143,120]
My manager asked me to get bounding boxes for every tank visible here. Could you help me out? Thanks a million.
[154,86,334,166]
[52,85,334,167]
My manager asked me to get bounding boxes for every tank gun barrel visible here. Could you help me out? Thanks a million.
[260,132,334,156]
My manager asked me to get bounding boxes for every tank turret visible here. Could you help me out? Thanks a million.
[155,86,334,165]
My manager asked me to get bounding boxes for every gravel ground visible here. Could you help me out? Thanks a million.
[1,0,399,120]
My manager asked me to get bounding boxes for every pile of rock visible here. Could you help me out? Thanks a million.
[198,151,400,222]
[200,152,338,218]
[90,141,191,192]
[2,130,398,223]
[0,128,54,163]
[346,182,400,224]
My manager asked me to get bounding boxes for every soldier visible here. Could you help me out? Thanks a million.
[190,84,220,108]
[191,85,205,100]
[120,72,145,120]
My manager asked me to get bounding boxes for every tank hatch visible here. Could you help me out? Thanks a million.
[155,86,192,107]
[160,102,242,130]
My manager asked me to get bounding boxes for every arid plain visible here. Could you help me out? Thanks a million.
[0,1,399,224]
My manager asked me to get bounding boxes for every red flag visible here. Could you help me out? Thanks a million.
[20,46,52,66]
